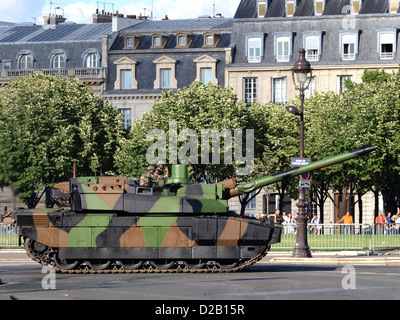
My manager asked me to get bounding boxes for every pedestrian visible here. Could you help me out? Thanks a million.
[375,211,386,234]
[394,213,400,234]
[286,212,295,234]
[274,209,284,224]
[338,211,353,234]
[310,214,322,234]
[386,212,393,234]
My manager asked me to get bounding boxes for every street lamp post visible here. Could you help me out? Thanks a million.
[286,49,313,258]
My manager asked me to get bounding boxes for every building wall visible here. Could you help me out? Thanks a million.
[228,13,400,104]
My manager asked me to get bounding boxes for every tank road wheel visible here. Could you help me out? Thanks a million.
[183,260,206,270]
[119,260,143,270]
[24,238,51,263]
[86,260,111,271]
[150,260,176,270]
[216,260,239,270]
[53,255,80,270]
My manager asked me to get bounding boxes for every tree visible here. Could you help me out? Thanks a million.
[247,102,300,212]
[343,70,400,215]
[0,73,125,208]
[114,81,250,184]
[304,68,400,219]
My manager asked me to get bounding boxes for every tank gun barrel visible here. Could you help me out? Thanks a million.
[225,144,376,199]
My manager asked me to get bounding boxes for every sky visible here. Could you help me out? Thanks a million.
[0,0,241,24]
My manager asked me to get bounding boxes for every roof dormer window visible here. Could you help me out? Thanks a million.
[151,34,169,49]
[286,0,297,17]
[315,0,325,15]
[203,33,221,47]
[153,35,161,47]
[258,1,267,17]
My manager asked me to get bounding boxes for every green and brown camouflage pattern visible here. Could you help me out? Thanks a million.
[15,144,376,272]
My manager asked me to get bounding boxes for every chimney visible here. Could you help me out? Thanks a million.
[93,9,113,23]
[43,14,67,25]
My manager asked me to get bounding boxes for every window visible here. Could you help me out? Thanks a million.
[244,78,258,106]
[126,37,134,48]
[52,54,65,69]
[200,68,212,84]
[193,54,218,85]
[352,0,361,13]
[153,55,178,89]
[248,37,262,62]
[178,35,186,47]
[113,57,138,90]
[205,35,214,46]
[246,33,264,63]
[277,37,290,61]
[378,29,397,59]
[272,77,286,103]
[86,54,98,67]
[339,32,359,60]
[121,70,132,89]
[82,49,101,68]
[2,60,11,70]
[49,49,69,69]
[118,108,132,130]
[343,42,355,60]
[337,75,352,93]
[153,36,161,47]
[258,1,266,17]
[389,0,399,13]
[304,77,316,99]
[245,191,257,210]
[161,69,172,89]
[315,0,325,15]
[17,51,35,69]
[305,36,319,61]
[286,0,296,17]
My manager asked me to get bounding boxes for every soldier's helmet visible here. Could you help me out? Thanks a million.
[156,160,166,169]
[147,165,155,173]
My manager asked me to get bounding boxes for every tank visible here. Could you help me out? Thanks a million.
[14,144,375,273]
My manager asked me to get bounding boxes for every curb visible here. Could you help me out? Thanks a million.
[269,257,400,265]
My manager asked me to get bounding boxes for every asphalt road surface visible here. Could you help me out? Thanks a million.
[1,259,400,302]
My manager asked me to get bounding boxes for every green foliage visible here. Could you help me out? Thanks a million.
[115,81,249,183]
[305,68,400,214]
[0,73,125,207]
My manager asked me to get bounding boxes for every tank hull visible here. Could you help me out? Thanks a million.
[17,210,282,273]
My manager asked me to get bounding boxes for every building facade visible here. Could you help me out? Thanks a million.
[0,17,113,93]
[228,0,400,106]
[227,0,400,224]
[103,17,233,128]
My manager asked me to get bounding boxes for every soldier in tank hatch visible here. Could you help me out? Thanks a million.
[140,166,158,187]
[155,161,169,187]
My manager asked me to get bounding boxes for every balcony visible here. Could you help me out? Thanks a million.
[0,67,107,87]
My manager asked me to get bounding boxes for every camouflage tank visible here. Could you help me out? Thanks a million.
[14,144,375,273]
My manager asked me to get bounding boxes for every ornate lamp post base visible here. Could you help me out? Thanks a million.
[292,186,312,258]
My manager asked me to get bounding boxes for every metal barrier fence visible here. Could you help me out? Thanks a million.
[273,223,400,252]
[2,223,400,252]
[0,224,19,247]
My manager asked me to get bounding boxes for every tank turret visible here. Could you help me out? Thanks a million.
[60,144,376,215]
[15,144,375,273]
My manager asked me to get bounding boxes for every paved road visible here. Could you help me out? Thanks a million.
[1,258,400,302]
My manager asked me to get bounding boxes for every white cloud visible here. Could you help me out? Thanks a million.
[0,0,38,23]
[119,0,240,20]
[0,0,240,24]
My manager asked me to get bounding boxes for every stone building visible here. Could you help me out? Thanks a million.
[227,0,399,224]
[103,16,233,128]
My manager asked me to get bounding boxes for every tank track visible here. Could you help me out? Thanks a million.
[24,238,269,274]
